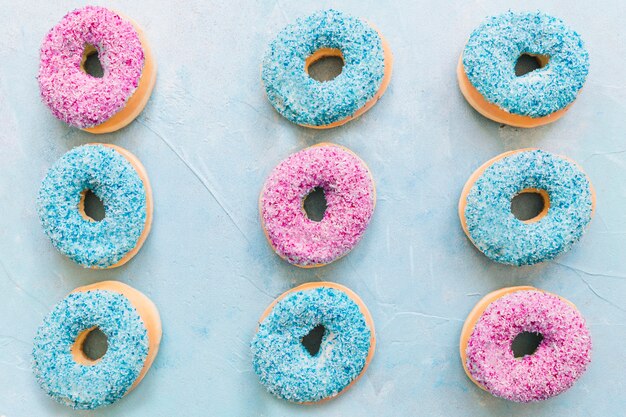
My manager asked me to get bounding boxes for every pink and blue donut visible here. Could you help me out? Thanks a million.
[260,143,376,267]
[460,287,592,402]
[38,6,156,133]
[262,9,392,128]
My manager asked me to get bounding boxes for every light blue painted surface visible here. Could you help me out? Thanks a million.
[0,0,624,415]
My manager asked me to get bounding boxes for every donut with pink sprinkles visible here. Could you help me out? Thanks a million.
[460,287,592,402]
[38,6,156,133]
[260,143,376,267]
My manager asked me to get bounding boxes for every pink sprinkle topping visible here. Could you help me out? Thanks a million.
[38,6,145,128]
[260,144,375,266]
[466,290,592,402]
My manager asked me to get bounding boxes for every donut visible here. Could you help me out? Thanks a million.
[38,6,156,133]
[37,144,153,269]
[32,281,162,409]
[460,286,592,402]
[251,282,375,403]
[262,9,393,128]
[260,143,376,267]
[458,11,589,127]
[459,149,595,265]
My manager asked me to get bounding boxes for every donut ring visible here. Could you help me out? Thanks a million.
[262,9,393,128]
[260,143,376,267]
[37,144,153,269]
[458,11,589,127]
[251,282,375,403]
[38,6,156,133]
[32,281,162,409]
[459,149,595,265]
[460,286,592,402]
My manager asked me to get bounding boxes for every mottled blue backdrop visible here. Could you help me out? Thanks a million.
[0,0,624,416]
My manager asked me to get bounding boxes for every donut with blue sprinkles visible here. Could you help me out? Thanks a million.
[37,144,153,268]
[459,149,595,265]
[32,281,162,409]
[251,282,375,403]
[262,9,393,128]
[458,11,589,127]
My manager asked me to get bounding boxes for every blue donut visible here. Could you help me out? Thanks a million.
[37,144,151,268]
[251,283,374,403]
[460,149,595,266]
[460,11,589,122]
[262,9,392,127]
[32,283,160,409]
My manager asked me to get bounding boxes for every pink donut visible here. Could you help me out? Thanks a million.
[260,143,375,267]
[38,6,156,132]
[462,288,592,402]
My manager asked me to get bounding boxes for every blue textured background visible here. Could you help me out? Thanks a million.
[1,1,624,416]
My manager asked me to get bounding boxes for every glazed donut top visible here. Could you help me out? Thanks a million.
[464,149,593,265]
[251,286,371,403]
[32,290,149,409]
[466,290,592,402]
[262,9,386,126]
[37,145,147,268]
[463,11,589,117]
[38,6,145,128]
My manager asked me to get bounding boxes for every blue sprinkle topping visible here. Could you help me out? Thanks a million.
[464,150,593,265]
[32,290,149,409]
[463,11,589,117]
[37,145,147,268]
[262,9,385,126]
[251,286,372,403]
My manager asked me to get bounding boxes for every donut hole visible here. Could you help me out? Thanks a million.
[72,326,108,365]
[303,187,327,222]
[81,44,104,78]
[301,324,326,356]
[305,48,344,82]
[79,189,106,222]
[511,189,550,223]
[512,331,544,358]
[515,53,549,77]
